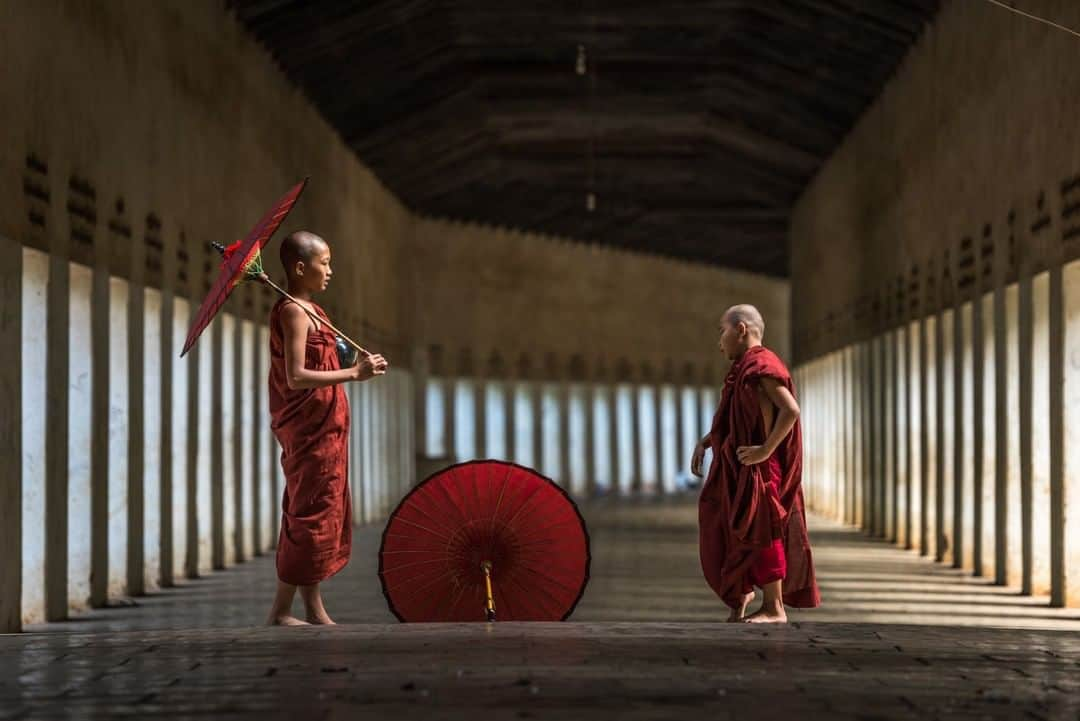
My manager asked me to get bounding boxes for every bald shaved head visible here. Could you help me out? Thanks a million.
[280,230,328,273]
[723,304,765,339]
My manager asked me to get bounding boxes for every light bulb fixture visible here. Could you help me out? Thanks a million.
[576,44,587,75]
[585,192,596,212]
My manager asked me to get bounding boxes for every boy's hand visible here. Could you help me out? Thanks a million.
[735,444,770,466]
[691,441,707,477]
[353,351,389,381]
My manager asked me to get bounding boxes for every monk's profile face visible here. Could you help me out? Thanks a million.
[287,236,333,293]
[304,240,333,292]
[718,316,748,361]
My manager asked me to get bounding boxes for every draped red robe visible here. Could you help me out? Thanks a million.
[699,345,820,609]
[268,298,352,586]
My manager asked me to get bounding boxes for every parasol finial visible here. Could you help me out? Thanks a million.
[482,561,496,622]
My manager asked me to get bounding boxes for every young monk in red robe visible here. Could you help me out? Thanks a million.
[692,304,820,623]
[266,230,388,626]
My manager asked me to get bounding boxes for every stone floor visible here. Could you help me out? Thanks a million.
[3,497,1079,720]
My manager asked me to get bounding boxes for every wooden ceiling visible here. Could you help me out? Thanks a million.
[230,0,939,276]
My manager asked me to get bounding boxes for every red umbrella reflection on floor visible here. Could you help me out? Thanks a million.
[379,460,591,622]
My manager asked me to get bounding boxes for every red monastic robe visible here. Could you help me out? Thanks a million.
[699,346,820,609]
[268,298,352,586]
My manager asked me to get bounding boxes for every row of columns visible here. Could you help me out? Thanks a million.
[414,369,720,498]
[797,258,1080,607]
[348,369,415,525]
[0,245,414,632]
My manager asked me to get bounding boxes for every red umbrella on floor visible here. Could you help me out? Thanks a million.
[379,460,591,622]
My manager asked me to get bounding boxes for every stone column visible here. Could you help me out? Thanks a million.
[188,247,214,578]
[583,363,597,498]
[0,234,22,632]
[856,340,868,531]
[531,375,543,475]
[900,313,914,550]
[653,373,665,495]
[993,215,1015,586]
[210,315,226,571]
[824,356,831,515]
[952,246,967,570]
[834,350,843,521]
[1017,240,1034,592]
[1052,255,1075,607]
[849,343,861,529]
[158,225,176,583]
[892,284,903,546]
[918,288,931,557]
[908,283,925,556]
[630,369,643,495]
[246,310,262,558]
[262,313,278,545]
[870,332,881,536]
[832,353,839,517]
[413,344,429,459]
[676,365,691,486]
[474,362,487,460]
[126,211,147,596]
[872,338,882,535]
[558,364,572,490]
[607,372,620,496]
[90,207,111,607]
[864,334,875,534]
[356,382,366,519]
[1048,209,1067,605]
[934,256,949,563]
[445,357,458,465]
[1032,270,1053,596]
[841,346,852,526]
[505,365,516,466]
[39,164,71,619]
[885,309,897,541]
[972,232,987,576]
[1024,206,1053,595]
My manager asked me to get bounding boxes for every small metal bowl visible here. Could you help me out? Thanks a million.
[336,336,359,369]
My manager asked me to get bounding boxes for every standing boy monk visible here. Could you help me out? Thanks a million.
[266,230,388,626]
[692,304,819,623]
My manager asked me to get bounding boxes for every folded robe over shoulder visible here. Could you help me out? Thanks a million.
[268,298,352,586]
[698,345,820,609]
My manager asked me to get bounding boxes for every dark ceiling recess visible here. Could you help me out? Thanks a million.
[229,0,939,276]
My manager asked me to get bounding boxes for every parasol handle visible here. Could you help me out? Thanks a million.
[482,561,496,622]
[257,273,372,356]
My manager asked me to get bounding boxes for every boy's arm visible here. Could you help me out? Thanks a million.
[735,377,800,465]
[281,303,384,390]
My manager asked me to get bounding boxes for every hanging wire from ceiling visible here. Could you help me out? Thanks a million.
[982,0,1080,40]
[580,0,598,224]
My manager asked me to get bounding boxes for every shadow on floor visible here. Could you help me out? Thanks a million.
[24,495,1080,633]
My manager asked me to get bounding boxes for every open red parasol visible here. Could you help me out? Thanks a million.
[180,178,308,357]
[180,178,369,358]
[379,460,590,622]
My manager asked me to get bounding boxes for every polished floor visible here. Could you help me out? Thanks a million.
[3,498,1079,720]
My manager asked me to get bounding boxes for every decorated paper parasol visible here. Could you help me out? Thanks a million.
[379,460,590,622]
[180,178,368,358]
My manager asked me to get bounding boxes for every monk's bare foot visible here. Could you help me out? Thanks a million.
[268,614,310,627]
[743,603,787,624]
[306,612,336,625]
[726,592,756,622]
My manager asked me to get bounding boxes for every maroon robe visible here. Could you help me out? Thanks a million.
[699,345,820,609]
[268,298,352,586]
